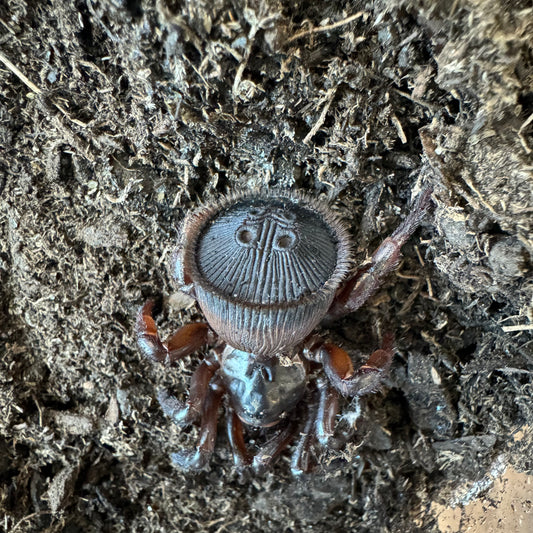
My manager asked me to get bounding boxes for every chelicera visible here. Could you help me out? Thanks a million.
[136,188,433,474]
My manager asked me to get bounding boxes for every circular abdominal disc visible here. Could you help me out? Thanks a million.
[195,197,338,305]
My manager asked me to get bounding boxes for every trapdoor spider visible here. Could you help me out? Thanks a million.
[136,188,432,474]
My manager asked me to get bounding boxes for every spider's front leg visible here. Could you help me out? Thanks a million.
[225,399,300,473]
[226,407,253,469]
[327,187,433,319]
[136,300,218,426]
[289,379,340,475]
[171,378,225,470]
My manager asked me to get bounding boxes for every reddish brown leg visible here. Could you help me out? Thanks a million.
[158,357,220,427]
[319,333,394,397]
[327,187,433,319]
[253,420,299,473]
[291,406,317,476]
[136,300,214,363]
[226,408,253,469]
[290,381,341,475]
[171,381,225,470]
[315,377,340,447]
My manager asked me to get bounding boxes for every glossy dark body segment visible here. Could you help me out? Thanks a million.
[220,347,307,427]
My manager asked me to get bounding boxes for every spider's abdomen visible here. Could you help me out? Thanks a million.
[178,192,352,357]
[197,200,337,302]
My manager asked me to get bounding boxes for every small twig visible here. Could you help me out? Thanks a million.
[518,112,533,154]
[104,178,141,204]
[501,324,533,333]
[391,114,407,144]
[303,87,337,144]
[398,280,423,316]
[54,102,90,127]
[0,49,97,160]
[233,14,279,100]
[0,50,42,94]
[396,273,421,280]
[285,11,366,45]
[449,0,461,17]
[496,367,532,374]
[183,54,214,92]
[393,88,438,112]
[10,512,51,533]
[86,0,119,43]
[0,17,16,35]
[462,175,497,214]
[1,50,91,129]
[425,276,434,298]
[414,244,425,267]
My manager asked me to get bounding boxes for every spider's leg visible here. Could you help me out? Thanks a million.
[136,300,214,363]
[290,404,317,476]
[290,379,341,475]
[136,300,219,426]
[171,379,225,470]
[226,407,253,469]
[253,419,299,473]
[327,187,433,319]
[315,377,341,447]
[158,357,220,427]
[318,333,394,397]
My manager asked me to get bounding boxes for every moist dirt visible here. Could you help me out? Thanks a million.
[0,1,532,532]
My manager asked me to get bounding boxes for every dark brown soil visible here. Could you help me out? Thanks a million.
[0,1,531,532]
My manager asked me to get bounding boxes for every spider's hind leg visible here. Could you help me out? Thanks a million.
[136,300,214,363]
[319,333,394,397]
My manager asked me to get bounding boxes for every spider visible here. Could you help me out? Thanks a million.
[136,188,433,474]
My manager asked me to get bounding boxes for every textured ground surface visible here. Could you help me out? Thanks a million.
[0,1,532,532]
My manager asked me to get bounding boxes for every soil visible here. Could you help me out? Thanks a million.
[0,1,532,532]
